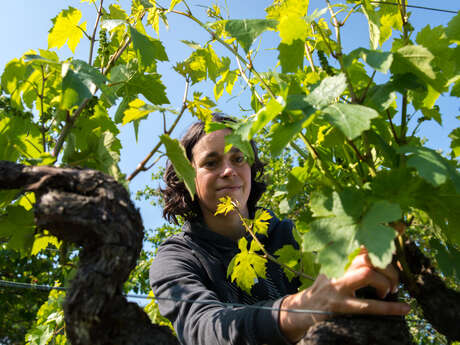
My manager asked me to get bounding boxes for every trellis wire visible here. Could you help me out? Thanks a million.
[370,1,458,14]
[0,279,427,323]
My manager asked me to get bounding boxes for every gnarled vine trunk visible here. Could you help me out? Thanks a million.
[0,161,178,345]
[2,161,460,345]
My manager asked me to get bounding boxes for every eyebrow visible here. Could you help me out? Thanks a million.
[198,147,242,160]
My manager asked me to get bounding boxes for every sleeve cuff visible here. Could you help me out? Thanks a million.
[253,297,296,345]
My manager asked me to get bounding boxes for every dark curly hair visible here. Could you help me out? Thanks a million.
[162,114,266,225]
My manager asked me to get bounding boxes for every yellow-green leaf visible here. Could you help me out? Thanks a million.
[215,196,235,216]
[278,15,308,45]
[227,237,267,294]
[122,99,152,125]
[252,209,272,236]
[169,0,182,11]
[48,7,87,53]
[32,233,61,255]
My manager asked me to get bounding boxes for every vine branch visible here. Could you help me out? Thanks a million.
[236,56,264,106]
[233,205,315,282]
[39,65,47,152]
[325,0,358,103]
[160,4,278,101]
[89,0,104,66]
[126,78,190,181]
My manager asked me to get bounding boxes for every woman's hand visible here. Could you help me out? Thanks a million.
[279,249,410,343]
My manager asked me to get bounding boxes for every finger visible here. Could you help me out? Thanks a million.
[340,297,411,316]
[341,266,393,298]
[348,251,372,270]
[348,250,400,294]
[375,263,399,293]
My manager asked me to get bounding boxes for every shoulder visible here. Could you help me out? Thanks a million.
[150,232,202,279]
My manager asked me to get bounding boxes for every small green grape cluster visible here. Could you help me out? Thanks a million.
[97,28,111,68]
[81,96,99,118]
[317,50,334,76]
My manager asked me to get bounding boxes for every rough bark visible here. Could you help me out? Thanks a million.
[299,288,414,345]
[300,314,414,345]
[400,240,460,342]
[0,161,179,345]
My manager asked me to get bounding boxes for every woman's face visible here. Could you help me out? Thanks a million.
[192,129,251,218]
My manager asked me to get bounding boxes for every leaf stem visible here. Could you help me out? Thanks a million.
[394,233,419,294]
[359,70,376,103]
[102,35,132,76]
[304,42,316,73]
[234,206,314,281]
[127,78,190,181]
[298,132,341,190]
[325,0,358,103]
[52,99,90,158]
[39,65,47,152]
[341,3,362,26]
[347,138,376,177]
[386,110,399,143]
[89,0,104,66]
[400,92,408,144]
[236,56,264,106]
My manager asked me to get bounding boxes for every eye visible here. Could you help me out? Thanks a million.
[234,155,246,164]
[204,160,217,168]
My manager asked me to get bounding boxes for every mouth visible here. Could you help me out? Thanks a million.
[217,186,241,193]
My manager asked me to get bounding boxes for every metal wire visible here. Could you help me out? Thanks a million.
[370,1,458,14]
[0,279,431,322]
[0,279,66,291]
[0,279,330,315]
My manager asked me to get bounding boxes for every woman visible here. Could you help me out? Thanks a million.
[149,114,410,345]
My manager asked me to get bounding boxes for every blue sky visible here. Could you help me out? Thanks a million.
[1,0,459,233]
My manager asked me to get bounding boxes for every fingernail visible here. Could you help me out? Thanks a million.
[392,285,399,294]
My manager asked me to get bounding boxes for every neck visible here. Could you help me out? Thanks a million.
[202,209,248,241]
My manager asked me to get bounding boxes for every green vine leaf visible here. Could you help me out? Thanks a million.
[175,46,228,84]
[278,39,304,73]
[446,12,460,43]
[60,63,92,110]
[391,45,445,92]
[356,201,400,268]
[223,19,278,53]
[361,0,380,50]
[274,244,301,281]
[160,134,196,199]
[305,189,400,277]
[128,25,168,71]
[345,48,393,74]
[0,205,35,255]
[122,98,154,125]
[322,103,379,140]
[249,96,285,138]
[398,146,460,193]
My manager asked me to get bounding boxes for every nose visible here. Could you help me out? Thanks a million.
[220,160,236,177]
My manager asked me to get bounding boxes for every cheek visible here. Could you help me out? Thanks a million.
[195,170,212,198]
